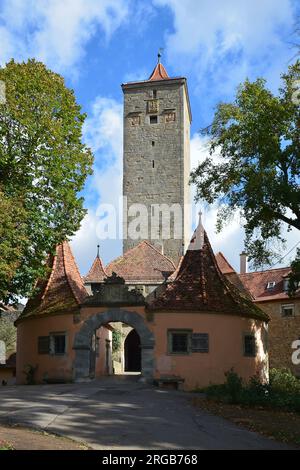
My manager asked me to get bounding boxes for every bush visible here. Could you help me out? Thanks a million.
[203,368,300,413]
[224,368,243,404]
[23,364,37,385]
[269,368,300,395]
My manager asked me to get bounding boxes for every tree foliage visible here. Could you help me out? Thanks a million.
[0,317,17,355]
[190,61,300,267]
[0,59,93,300]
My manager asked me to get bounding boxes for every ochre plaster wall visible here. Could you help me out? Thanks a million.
[17,306,268,390]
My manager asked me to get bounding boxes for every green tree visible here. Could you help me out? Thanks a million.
[0,317,17,355]
[0,59,93,300]
[190,61,300,268]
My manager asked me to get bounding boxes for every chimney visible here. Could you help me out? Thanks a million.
[240,252,248,274]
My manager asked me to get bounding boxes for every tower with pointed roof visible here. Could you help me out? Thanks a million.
[122,55,192,264]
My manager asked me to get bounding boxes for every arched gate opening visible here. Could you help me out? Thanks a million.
[73,309,154,382]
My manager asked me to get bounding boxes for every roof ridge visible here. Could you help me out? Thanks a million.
[41,251,56,302]
[62,241,87,304]
[240,266,291,276]
[216,251,236,273]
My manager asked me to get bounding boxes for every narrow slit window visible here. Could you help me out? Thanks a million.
[153,90,157,98]
[152,141,155,147]
[152,160,155,168]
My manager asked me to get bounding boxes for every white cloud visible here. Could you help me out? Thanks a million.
[154,0,296,104]
[0,0,129,74]
[71,96,123,274]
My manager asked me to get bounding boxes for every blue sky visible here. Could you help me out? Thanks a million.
[0,0,299,274]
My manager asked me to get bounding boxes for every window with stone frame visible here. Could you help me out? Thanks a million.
[50,332,66,355]
[168,330,191,354]
[243,334,256,357]
[281,304,295,317]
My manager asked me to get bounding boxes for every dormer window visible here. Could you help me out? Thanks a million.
[267,281,276,290]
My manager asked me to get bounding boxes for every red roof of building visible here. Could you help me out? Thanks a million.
[215,251,299,303]
[106,241,176,283]
[19,241,88,322]
[148,62,170,81]
[148,219,268,321]
[239,268,299,302]
[215,252,235,274]
[85,256,107,283]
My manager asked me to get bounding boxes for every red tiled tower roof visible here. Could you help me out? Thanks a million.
[19,241,88,322]
[148,217,268,321]
[85,255,107,283]
[106,241,176,283]
[148,62,169,81]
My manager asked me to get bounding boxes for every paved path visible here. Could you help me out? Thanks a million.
[0,376,293,450]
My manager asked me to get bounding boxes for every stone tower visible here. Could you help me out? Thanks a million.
[122,57,191,264]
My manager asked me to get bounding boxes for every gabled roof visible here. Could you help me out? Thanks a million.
[215,252,235,274]
[148,217,268,321]
[215,252,253,298]
[18,242,88,322]
[85,255,107,283]
[240,268,299,302]
[106,241,176,283]
[148,62,169,81]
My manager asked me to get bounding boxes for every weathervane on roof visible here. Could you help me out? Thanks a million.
[158,48,164,63]
[97,244,100,258]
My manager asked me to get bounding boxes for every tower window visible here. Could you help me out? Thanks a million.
[153,90,157,98]
[152,141,155,147]
[152,160,155,168]
[150,115,158,124]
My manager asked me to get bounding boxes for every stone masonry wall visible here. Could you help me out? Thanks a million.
[122,79,191,264]
[258,300,300,376]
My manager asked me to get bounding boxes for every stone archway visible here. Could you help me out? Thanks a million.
[73,309,155,382]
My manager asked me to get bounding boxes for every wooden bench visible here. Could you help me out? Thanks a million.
[156,375,185,390]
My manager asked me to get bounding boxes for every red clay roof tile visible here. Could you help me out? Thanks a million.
[106,241,175,282]
[85,256,107,283]
[20,241,88,321]
[215,252,235,274]
[148,62,169,81]
[239,268,299,302]
[148,220,268,321]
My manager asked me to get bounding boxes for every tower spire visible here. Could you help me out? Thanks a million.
[97,244,100,258]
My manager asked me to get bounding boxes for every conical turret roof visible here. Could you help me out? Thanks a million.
[19,241,87,322]
[148,61,169,81]
[85,254,107,283]
[148,216,269,321]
